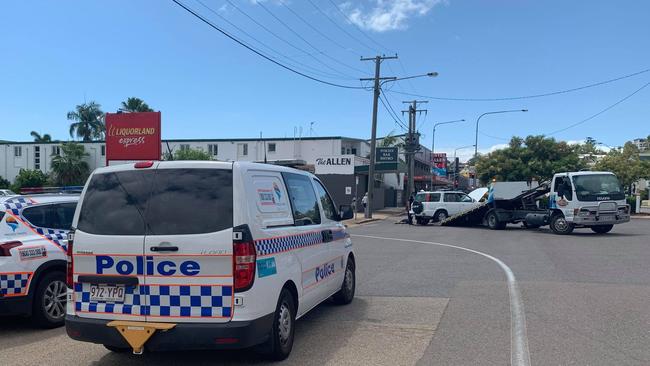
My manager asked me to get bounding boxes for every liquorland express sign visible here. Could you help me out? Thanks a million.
[105,112,161,164]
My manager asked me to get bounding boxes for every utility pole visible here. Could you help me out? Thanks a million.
[402,100,428,197]
[360,55,397,218]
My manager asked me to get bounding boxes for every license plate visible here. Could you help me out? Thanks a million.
[89,284,125,302]
[599,215,614,222]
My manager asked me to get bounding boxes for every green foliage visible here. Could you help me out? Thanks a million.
[68,101,105,141]
[50,142,90,186]
[120,97,154,112]
[11,169,48,192]
[475,135,586,184]
[594,142,650,191]
[0,176,10,189]
[379,131,403,148]
[166,147,212,161]
[30,131,52,142]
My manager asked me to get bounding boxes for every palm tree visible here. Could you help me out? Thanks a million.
[51,142,90,186]
[67,101,105,141]
[120,97,153,112]
[30,131,52,142]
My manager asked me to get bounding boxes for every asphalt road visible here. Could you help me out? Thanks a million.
[1,218,649,365]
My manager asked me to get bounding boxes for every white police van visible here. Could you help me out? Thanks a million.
[0,194,78,327]
[66,161,355,360]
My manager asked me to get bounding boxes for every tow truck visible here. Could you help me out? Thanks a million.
[440,171,630,234]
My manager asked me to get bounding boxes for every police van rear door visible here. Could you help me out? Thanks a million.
[73,164,156,322]
[142,162,234,323]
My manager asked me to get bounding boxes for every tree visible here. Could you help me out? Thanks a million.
[0,176,10,189]
[11,169,48,192]
[379,131,402,147]
[120,97,153,112]
[30,131,52,142]
[594,142,650,193]
[475,135,586,184]
[67,101,105,141]
[50,142,90,186]
[166,147,212,161]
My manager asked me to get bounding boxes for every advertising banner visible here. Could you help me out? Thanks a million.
[431,152,447,177]
[105,112,161,163]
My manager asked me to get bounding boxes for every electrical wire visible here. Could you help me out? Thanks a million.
[171,0,366,90]
[193,0,356,81]
[379,93,408,131]
[546,81,650,136]
[256,1,367,77]
[326,0,390,53]
[305,0,377,54]
[386,68,650,101]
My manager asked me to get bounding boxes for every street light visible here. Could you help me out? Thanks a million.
[430,119,465,189]
[451,144,475,182]
[361,69,438,219]
[474,109,528,158]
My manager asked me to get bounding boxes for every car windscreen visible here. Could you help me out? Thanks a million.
[572,174,624,201]
[78,168,233,235]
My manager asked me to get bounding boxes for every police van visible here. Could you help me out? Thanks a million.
[0,194,78,327]
[65,161,356,360]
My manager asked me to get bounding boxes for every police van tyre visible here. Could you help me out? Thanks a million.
[486,211,506,230]
[259,288,296,361]
[333,258,355,305]
[591,224,614,234]
[32,271,66,328]
[434,210,448,222]
[550,214,574,235]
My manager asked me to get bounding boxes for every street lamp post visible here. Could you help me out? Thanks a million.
[360,69,438,218]
[430,119,465,189]
[452,144,475,182]
[474,109,528,158]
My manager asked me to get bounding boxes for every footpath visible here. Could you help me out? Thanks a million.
[343,207,405,228]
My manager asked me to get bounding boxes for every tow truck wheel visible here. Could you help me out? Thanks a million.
[550,214,574,235]
[31,271,66,328]
[486,211,506,230]
[591,224,614,234]
[259,288,296,361]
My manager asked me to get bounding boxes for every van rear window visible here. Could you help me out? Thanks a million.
[78,169,233,235]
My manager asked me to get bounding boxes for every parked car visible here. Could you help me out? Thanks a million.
[66,161,355,360]
[0,194,78,327]
[0,189,18,200]
[411,190,479,225]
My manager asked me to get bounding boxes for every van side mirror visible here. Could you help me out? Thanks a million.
[338,204,354,220]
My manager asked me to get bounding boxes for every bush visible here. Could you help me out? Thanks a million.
[0,176,10,189]
[11,169,48,192]
[626,196,638,213]
[166,148,212,161]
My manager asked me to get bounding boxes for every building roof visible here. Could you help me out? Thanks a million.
[0,136,367,145]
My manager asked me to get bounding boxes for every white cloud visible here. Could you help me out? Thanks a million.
[341,0,444,32]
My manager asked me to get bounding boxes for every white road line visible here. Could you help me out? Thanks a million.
[352,234,531,366]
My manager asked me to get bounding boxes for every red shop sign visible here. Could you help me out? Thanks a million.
[105,112,161,164]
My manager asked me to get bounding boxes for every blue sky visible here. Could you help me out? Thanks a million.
[1,0,648,160]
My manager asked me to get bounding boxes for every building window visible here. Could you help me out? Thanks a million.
[237,143,248,156]
[346,148,352,154]
[208,144,218,156]
[243,144,248,156]
[101,145,106,156]
[351,148,357,155]
[34,146,40,170]
[51,146,60,156]
[14,146,22,157]
[268,143,276,153]
[180,144,190,151]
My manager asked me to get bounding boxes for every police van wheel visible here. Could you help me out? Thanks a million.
[259,289,296,361]
[32,271,66,328]
[333,259,355,305]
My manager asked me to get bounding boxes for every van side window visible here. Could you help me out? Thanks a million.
[313,179,337,221]
[429,193,441,202]
[443,193,460,202]
[22,202,76,230]
[282,173,321,226]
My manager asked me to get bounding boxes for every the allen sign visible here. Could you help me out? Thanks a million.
[105,112,162,163]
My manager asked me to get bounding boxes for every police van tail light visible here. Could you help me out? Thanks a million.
[66,230,75,288]
[0,241,22,256]
[233,225,256,292]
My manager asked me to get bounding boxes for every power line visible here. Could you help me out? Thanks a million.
[326,0,390,53]
[171,0,366,90]
[546,81,650,136]
[479,131,510,141]
[193,0,356,81]
[256,1,367,77]
[305,0,377,53]
[386,68,650,101]
[221,0,355,81]
[379,93,408,131]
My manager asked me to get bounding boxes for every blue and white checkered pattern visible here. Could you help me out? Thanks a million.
[2,197,32,216]
[255,231,323,256]
[34,228,68,251]
[0,273,31,296]
[74,283,232,318]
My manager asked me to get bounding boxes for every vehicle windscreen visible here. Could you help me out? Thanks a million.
[572,174,624,201]
[78,168,233,235]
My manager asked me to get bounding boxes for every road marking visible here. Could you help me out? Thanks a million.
[352,234,531,366]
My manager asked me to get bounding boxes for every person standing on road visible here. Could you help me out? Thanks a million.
[407,193,415,225]
[362,193,368,211]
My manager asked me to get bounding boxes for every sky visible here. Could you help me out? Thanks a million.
[1,0,649,161]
